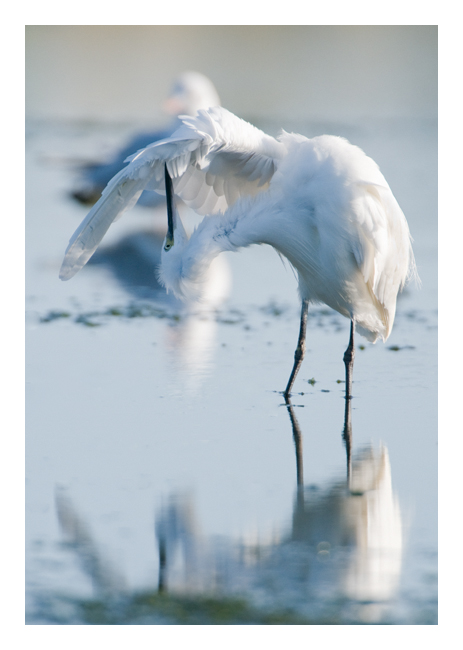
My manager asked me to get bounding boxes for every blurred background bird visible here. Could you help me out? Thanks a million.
[67,72,230,317]
[70,71,221,207]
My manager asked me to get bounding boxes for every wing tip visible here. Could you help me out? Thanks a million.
[59,263,77,281]
[59,250,87,281]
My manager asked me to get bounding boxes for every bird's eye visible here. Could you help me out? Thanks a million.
[164,238,173,252]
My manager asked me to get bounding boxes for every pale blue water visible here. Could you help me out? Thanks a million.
[25,117,437,624]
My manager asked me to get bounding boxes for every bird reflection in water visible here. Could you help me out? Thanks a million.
[155,399,402,622]
[284,397,402,617]
[54,397,402,624]
[55,486,127,597]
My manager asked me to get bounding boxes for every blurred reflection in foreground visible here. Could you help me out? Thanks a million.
[52,399,403,624]
[155,446,402,622]
[87,217,232,392]
[55,487,127,596]
[284,398,402,613]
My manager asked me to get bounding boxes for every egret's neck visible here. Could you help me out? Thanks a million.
[160,201,266,302]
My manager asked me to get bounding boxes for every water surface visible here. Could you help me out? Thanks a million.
[25,117,437,624]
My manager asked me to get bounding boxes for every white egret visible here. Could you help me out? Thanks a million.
[60,106,416,398]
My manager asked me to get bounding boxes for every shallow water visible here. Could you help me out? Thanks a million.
[25,118,437,624]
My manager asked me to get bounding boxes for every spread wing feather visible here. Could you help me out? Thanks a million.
[60,107,284,280]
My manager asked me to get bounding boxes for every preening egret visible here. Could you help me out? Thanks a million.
[60,106,416,398]
[71,72,221,206]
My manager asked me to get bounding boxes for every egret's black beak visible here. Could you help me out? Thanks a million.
[164,163,175,250]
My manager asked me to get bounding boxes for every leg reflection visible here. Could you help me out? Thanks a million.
[284,396,304,488]
[158,537,167,593]
[284,391,353,489]
[343,394,353,486]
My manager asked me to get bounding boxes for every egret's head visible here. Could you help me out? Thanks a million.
[160,202,222,303]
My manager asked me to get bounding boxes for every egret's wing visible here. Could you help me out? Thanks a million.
[60,107,284,280]
[125,107,285,215]
[59,171,148,280]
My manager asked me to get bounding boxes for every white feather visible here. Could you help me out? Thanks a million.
[59,171,149,280]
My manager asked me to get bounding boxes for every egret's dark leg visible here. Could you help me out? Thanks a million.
[343,319,355,400]
[284,299,309,399]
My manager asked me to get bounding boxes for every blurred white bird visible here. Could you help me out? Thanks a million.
[60,106,416,398]
[71,71,221,206]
